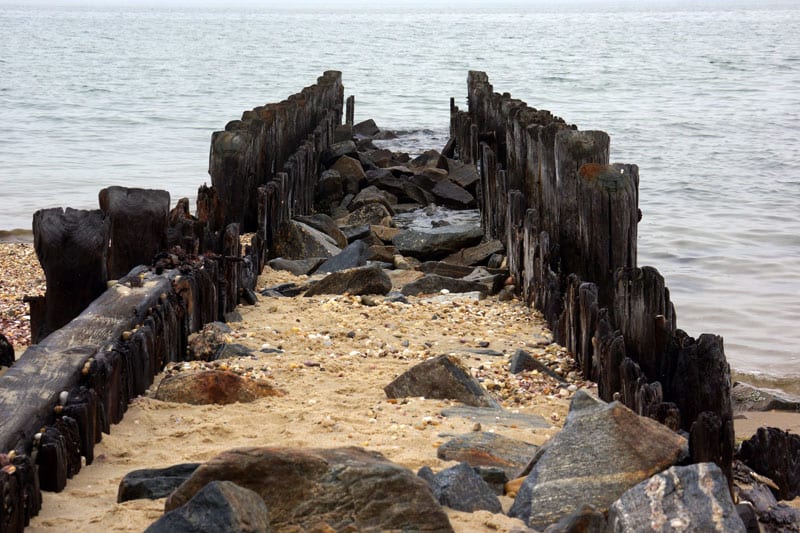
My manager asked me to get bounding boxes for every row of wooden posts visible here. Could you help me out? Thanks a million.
[451,70,735,487]
[0,72,346,532]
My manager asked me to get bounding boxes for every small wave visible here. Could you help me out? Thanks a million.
[0,229,34,243]
[732,371,800,397]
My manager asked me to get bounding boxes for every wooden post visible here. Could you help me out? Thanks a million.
[346,95,355,126]
[32,208,110,342]
[99,186,170,280]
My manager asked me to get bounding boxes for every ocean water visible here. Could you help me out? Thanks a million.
[1,1,798,391]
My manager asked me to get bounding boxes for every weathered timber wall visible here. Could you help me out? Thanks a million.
[452,71,734,487]
[2,73,343,532]
[209,70,344,232]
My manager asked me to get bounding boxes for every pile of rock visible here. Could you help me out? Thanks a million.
[267,119,511,301]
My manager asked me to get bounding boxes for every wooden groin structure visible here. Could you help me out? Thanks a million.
[0,72,343,532]
[451,71,734,486]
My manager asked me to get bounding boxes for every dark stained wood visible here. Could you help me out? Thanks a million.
[32,207,110,342]
[99,186,170,280]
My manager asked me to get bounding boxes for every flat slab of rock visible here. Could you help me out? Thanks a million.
[440,405,550,429]
[508,391,687,529]
[393,227,483,260]
[384,354,501,409]
[400,274,488,297]
[608,463,745,532]
[731,381,800,413]
[305,265,392,297]
[154,369,283,405]
[437,432,539,480]
[165,446,453,532]
[118,463,201,502]
[147,480,270,533]
[294,213,348,249]
[442,239,505,266]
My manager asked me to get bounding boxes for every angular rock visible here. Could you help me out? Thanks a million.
[118,463,201,502]
[315,170,343,212]
[315,240,369,275]
[147,480,270,533]
[259,282,306,298]
[410,149,446,170]
[365,245,397,264]
[431,179,476,209]
[165,446,453,532]
[544,505,607,533]
[304,265,392,297]
[731,382,800,413]
[608,463,745,532]
[352,118,380,138]
[154,370,283,405]
[446,158,480,195]
[402,181,436,206]
[216,343,253,359]
[336,203,393,227]
[508,391,687,529]
[330,155,366,181]
[393,227,484,260]
[462,267,506,295]
[340,224,372,243]
[443,240,505,267]
[0,333,14,367]
[509,349,566,383]
[738,427,800,500]
[333,124,352,143]
[187,322,233,361]
[350,185,396,214]
[320,140,357,166]
[437,432,539,480]
[401,274,488,297]
[422,462,502,513]
[266,257,324,276]
[418,261,477,278]
[371,224,402,243]
[294,214,348,249]
[272,220,341,260]
[738,480,800,530]
[384,354,501,408]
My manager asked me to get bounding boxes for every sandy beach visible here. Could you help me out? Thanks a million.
[2,246,798,529]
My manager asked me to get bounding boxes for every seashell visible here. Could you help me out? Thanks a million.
[121,331,133,341]
[54,405,64,415]
[7,450,16,461]
[33,433,42,444]
[2,465,16,475]
[59,391,69,405]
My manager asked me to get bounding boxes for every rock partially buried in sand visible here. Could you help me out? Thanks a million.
[154,369,283,405]
[508,391,687,529]
[118,463,201,502]
[437,432,539,480]
[384,354,501,409]
[164,446,453,532]
[304,265,392,297]
[146,480,270,533]
[418,462,502,513]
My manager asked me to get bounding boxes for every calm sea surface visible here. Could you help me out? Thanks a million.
[1,1,798,391]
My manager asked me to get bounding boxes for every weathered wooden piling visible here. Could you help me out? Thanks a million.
[2,72,342,532]
[451,71,735,487]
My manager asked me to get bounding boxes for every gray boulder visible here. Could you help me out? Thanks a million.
[336,203,393,227]
[320,140,357,166]
[508,391,687,529]
[294,214,348,249]
[305,265,392,297]
[420,462,502,513]
[352,118,380,138]
[731,381,800,413]
[350,185,397,214]
[393,227,484,260]
[384,354,501,409]
[544,505,607,533]
[147,480,270,533]
[165,446,453,532]
[443,239,505,266]
[315,240,370,275]
[272,220,341,260]
[608,463,745,532]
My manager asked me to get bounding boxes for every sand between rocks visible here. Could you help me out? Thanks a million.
[27,267,585,532]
